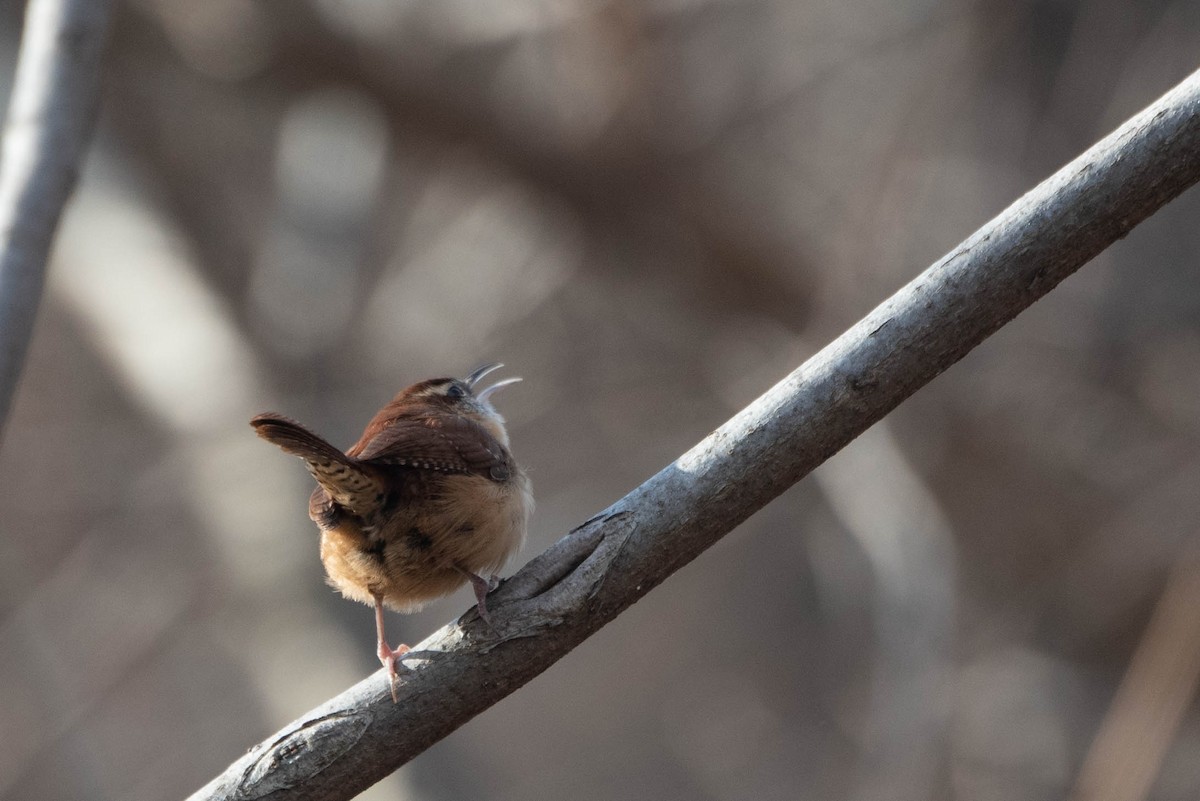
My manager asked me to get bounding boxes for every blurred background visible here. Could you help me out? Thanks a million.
[1,0,1199,799]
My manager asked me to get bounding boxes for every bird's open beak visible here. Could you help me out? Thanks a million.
[465,363,503,388]
[466,362,522,401]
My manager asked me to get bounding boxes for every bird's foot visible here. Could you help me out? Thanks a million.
[377,641,411,703]
[460,569,498,634]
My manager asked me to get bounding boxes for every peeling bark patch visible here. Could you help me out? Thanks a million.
[235,711,373,799]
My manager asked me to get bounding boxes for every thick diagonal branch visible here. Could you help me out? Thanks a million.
[0,0,111,441]
[190,67,1200,801]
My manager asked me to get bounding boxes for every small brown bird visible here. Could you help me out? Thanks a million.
[250,364,532,700]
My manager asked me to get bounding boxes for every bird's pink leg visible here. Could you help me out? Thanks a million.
[374,594,409,703]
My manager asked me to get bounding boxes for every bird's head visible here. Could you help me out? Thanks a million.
[388,363,521,445]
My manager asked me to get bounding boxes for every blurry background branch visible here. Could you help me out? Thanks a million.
[190,67,1200,801]
[0,0,110,440]
[1070,547,1200,801]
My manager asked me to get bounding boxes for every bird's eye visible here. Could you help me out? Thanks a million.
[445,383,466,399]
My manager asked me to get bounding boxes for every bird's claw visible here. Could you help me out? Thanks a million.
[378,642,411,703]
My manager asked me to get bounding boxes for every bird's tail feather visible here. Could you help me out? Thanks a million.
[251,413,346,464]
[250,413,384,516]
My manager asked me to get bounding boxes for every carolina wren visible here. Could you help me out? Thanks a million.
[250,363,532,701]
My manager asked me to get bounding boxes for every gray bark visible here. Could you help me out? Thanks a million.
[0,0,111,440]
[189,67,1200,801]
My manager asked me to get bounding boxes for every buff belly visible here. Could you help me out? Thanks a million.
[318,470,532,612]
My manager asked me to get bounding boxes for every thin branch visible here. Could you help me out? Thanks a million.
[190,67,1200,801]
[0,0,111,441]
